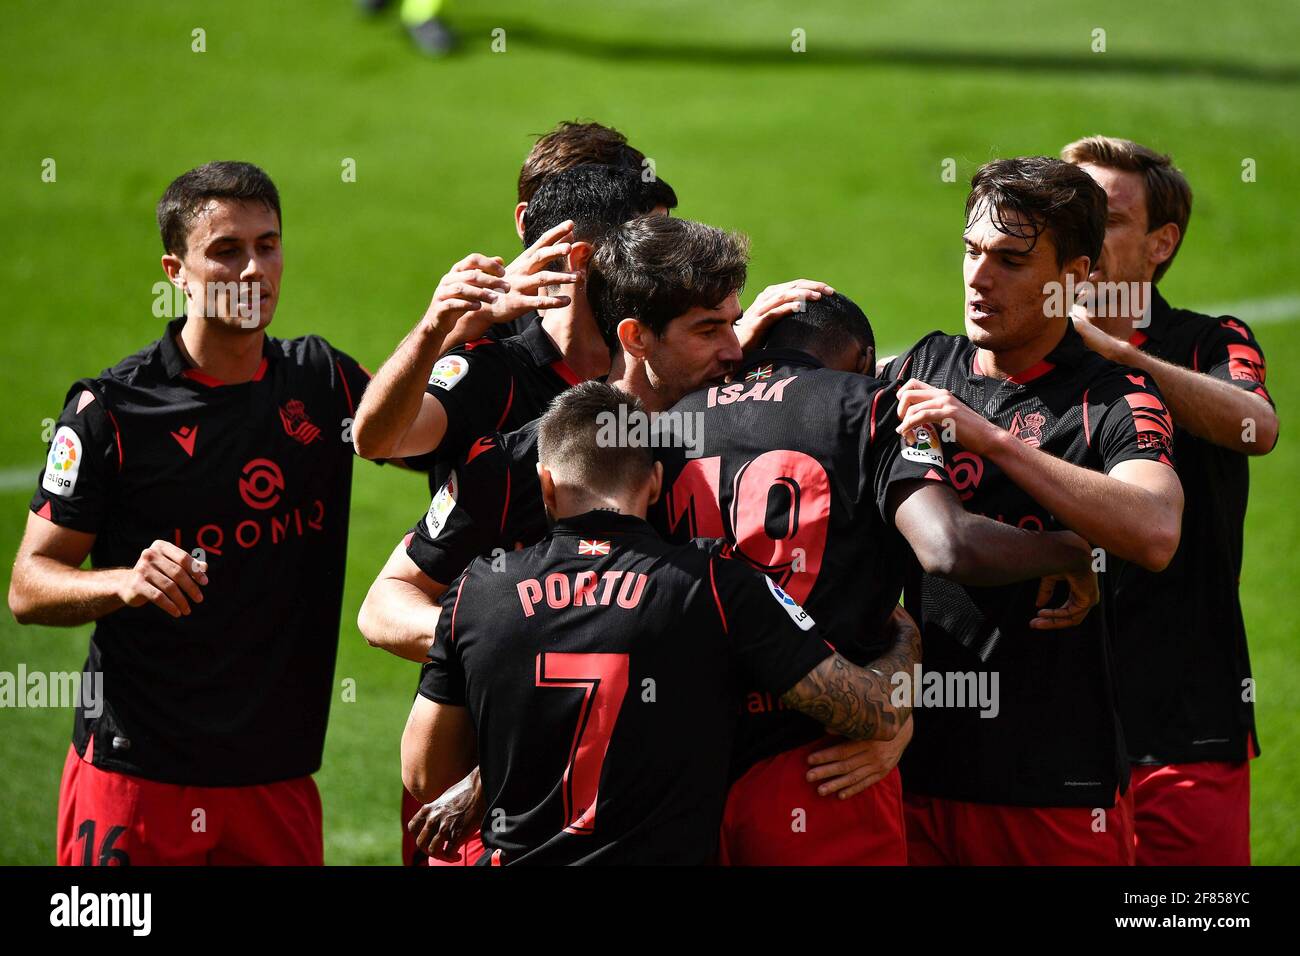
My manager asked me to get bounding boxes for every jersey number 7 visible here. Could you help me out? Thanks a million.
[535,652,630,835]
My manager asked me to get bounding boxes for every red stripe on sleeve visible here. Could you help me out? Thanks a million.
[494,378,515,431]
[708,558,728,635]
[337,360,356,416]
[448,575,467,644]
[1081,388,1092,447]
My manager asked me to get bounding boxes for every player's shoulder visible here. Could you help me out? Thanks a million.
[265,331,348,371]
[1085,353,1167,409]
[891,329,969,379]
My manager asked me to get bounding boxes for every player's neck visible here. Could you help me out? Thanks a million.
[177,315,266,385]
[607,357,671,413]
[976,317,1068,381]
[541,300,610,382]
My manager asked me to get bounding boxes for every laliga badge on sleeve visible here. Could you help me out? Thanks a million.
[425,471,459,536]
[765,577,815,631]
[429,355,470,391]
[901,424,945,467]
[42,426,83,497]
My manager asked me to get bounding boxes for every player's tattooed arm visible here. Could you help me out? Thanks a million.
[781,607,920,741]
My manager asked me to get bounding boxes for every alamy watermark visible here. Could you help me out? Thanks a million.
[596,408,706,459]
[0,666,103,717]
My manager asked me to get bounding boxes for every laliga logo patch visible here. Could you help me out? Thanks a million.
[429,355,469,391]
[901,424,944,466]
[765,577,815,631]
[426,471,458,536]
[42,427,82,497]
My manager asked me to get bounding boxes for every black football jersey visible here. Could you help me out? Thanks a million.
[1114,289,1270,765]
[405,421,545,585]
[649,348,950,773]
[419,511,833,865]
[29,318,372,786]
[882,322,1177,807]
[408,314,578,490]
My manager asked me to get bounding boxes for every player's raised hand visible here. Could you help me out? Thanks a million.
[735,279,835,352]
[118,540,208,618]
[422,253,512,332]
[407,767,485,861]
[1030,548,1100,630]
[806,714,914,800]
[896,379,1000,454]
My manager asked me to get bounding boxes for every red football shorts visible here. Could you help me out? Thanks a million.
[401,786,486,867]
[718,736,907,866]
[1129,761,1250,866]
[56,743,322,866]
[903,790,1135,865]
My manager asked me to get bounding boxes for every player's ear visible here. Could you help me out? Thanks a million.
[1147,221,1180,274]
[162,254,185,289]
[618,318,648,359]
[567,241,594,279]
[538,463,557,514]
[645,461,663,507]
[1064,254,1090,289]
[860,345,876,377]
[514,202,528,242]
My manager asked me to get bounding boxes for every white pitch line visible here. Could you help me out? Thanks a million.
[0,465,37,494]
[2,293,1297,490]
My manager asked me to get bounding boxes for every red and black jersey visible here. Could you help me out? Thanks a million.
[1114,289,1270,765]
[405,420,546,585]
[29,317,372,787]
[649,349,950,774]
[408,314,579,487]
[882,322,1177,807]
[419,511,832,865]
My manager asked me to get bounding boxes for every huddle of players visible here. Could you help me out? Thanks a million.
[13,121,1275,867]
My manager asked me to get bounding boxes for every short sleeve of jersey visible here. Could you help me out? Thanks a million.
[28,382,120,533]
[1088,367,1176,472]
[330,346,372,422]
[857,379,953,523]
[405,435,508,585]
[418,572,469,706]
[425,343,514,460]
[1198,316,1273,406]
[708,555,833,695]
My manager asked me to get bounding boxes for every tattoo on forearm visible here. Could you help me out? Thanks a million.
[780,614,921,739]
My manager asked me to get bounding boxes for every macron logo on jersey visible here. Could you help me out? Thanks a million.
[42,426,82,497]
[171,424,199,457]
[765,577,815,631]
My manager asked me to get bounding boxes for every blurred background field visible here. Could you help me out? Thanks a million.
[0,0,1296,864]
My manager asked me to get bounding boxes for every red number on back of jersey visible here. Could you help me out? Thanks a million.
[668,452,831,604]
[535,652,631,835]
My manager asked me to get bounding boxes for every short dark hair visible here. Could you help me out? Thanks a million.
[764,292,875,362]
[522,163,677,248]
[157,161,281,257]
[965,157,1106,270]
[517,121,647,204]
[587,217,750,344]
[537,381,654,498]
[1061,135,1192,282]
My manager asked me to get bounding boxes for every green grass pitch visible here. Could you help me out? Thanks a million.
[0,0,1296,864]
